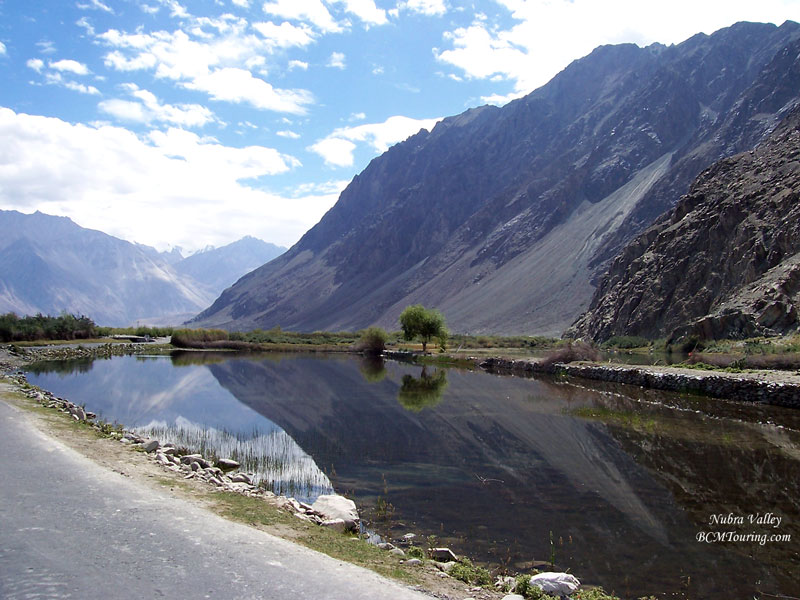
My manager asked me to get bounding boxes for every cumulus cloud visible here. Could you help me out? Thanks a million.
[99,84,216,126]
[400,0,447,16]
[26,58,45,72]
[277,130,300,138]
[262,0,343,33]
[98,21,315,113]
[288,59,308,70]
[185,67,314,114]
[330,0,388,26]
[327,51,346,69]
[0,107,328,250]
[49,59,91,75]
[309,114,442,167]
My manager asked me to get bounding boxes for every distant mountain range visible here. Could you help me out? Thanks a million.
[0,210,284,327]
[192,21,800,336]
[568,102,800,342]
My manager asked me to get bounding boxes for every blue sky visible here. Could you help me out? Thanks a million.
[1,0,798,252]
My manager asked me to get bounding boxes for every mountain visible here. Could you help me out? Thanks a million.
[173,236,285,296]
[567,102,800,342]
[0,211,215,327]
[192,22,800,336]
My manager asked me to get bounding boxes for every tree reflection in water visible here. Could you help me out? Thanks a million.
[397,366,448,412]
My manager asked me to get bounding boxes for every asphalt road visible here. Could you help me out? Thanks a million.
[0,398,434,600]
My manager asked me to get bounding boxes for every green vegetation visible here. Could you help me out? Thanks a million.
[399,304,448,353]
[602,335,651,349]
[447,334,559,350]
[355,326,388,355]
[0,312,97,342]
[170,328,230,347]
[448,557,492,586]
[397,367,448,412]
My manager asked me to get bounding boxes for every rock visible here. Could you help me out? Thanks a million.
[405,558,422,566]
[311,494,359,527]
[141,439,159,453]
[180,454,203,465]
[229,473,252,484]
[502,595,525,600]
[190,461,200,472]
[321,518,347,533]
[216,458,240,470]
[377,542,395,551]
[401,533,416,541]
[429,547,458,562]
[530,572,581,597]
[390,548,405,557]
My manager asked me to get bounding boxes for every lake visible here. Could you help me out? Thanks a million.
[27,352,800,599]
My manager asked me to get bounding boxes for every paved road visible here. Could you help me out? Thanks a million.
[0,399,434,600]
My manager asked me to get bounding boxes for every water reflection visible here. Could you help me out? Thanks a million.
[397,366,448,412]
[26,353,800,599]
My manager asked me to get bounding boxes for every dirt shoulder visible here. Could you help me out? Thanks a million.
[0,349,502,600]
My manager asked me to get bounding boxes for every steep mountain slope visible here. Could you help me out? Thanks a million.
[193,21,800,335]
[173,236,285,295]
[0,211,214,326]
[568,103,800,342]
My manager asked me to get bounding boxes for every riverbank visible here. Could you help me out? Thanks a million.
[477,356,800,408]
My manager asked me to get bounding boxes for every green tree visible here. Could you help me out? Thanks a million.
[356,326,388,355]
[399,304,447,353]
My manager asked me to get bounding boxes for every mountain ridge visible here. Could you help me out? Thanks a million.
[192,21,800,335]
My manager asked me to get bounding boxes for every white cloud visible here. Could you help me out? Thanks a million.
[36,40,57,54]
[327,51,346,69]
[308,137,357,167]
[309,114,442,167]
[262,0,343,33]
[349,112,366,121]
[400,0,447,16]
[277,130,300,138]
[76,0,114,13]
[288,59,308,70]
[26,58,45,72]
[98,23,315,114]
[330,0,388,26]
[76,17,96,36]
[252,21,316,48]
[140,4,161,14]
[232,0,250,6]
[64,81,101,95]
[185,67,314,114]
[437,0,800,95]
[49,59,91,75]
[0,108,323,250]
[0,41,6,55]
[99,84,216,127]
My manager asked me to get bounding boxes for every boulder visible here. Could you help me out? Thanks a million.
[141,439,159,453]
[311,494,359,528]
[429,547,458,562]
[216,458,240,471]
[321,518,347,533]
[530,572,580,597]
[229,473,252,484]
[404,558,422,566]
[502,595,525,600]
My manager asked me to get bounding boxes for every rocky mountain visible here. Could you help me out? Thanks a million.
[172,236,285,296]
[0,210,216,326]
[567,103,800,342]
[193,22,800,336]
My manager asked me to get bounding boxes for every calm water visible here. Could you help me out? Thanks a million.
[27,352,800,599]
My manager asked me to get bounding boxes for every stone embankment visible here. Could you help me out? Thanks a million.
[5,370,361,532]
[478,357,800,408]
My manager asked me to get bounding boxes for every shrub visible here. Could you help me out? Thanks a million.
[356,327,388,355]
[170,328,229,348]
[449,558,491,586]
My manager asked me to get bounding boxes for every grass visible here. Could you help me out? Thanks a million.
[569,406,658,434]
[211,491,417,583]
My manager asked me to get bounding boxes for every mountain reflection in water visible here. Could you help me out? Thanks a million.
[27,352,800,599]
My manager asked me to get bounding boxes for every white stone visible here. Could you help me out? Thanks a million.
[502,595,525,600]
[311,494,359,525]
[321,518,347,532]
[530,572,580,596]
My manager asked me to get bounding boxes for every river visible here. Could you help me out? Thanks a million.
[26,351,800,599]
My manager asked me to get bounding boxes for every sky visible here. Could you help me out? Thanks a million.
[1,0,798,253]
